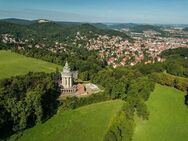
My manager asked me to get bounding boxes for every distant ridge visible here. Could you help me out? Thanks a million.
[0,18,33,25]
[0,18,187,29]
[107,23,138,29]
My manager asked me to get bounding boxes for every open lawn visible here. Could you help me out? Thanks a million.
[0,50,62,79]
[9,100,124,141]
[133,84,188,141]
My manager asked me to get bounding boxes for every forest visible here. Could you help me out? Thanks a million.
[0,72,60,138]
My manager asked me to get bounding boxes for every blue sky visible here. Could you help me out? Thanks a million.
[0,0,188,24]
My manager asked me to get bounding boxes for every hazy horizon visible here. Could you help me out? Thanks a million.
[0,0,188,24]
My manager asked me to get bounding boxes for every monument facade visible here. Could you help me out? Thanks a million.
[61,62,76,94]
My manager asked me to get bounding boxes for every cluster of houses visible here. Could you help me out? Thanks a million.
[1,28,188,68]
[1,34,68,54]
[74,30,188,68]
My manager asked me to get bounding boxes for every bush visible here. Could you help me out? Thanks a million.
[59,93,110,110]
[174,78,188,91]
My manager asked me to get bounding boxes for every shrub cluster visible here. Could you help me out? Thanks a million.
[149,72,188,91]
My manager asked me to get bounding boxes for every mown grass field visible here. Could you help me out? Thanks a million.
[133,84,188,141]
[9,100,124,141]
[0,50,62,79]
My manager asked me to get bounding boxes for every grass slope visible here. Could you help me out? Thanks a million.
[0,50,61,79]
[133,84,188,141]
[9,100,124,141]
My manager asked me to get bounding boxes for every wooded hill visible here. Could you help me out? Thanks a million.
[0,20,131,43]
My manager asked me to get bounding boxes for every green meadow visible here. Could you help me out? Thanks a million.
[133,84,188,141]
[9,100,124,141]
[0,50,62,79]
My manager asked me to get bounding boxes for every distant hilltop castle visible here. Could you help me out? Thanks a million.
[37,19,50,23]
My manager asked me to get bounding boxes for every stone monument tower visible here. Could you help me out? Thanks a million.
[61,61,76,94]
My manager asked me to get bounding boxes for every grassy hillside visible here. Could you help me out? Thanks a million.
[133,84,188,141]
[9,100,124,141]
[0,50,61,79]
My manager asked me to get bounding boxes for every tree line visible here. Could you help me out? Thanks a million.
[149,72,188,91]
[90,67,155,141]
[6,44,106,79]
